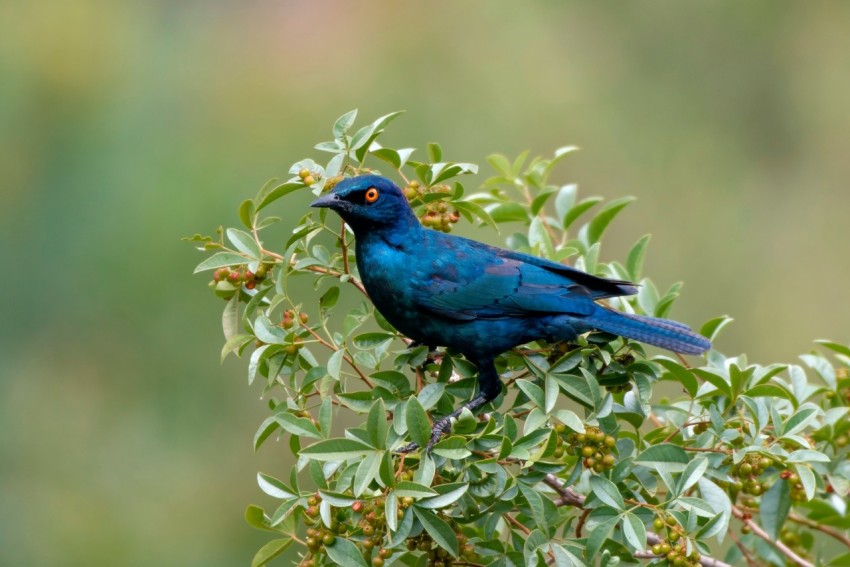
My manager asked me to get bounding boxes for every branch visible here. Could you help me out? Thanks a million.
[542,474,731,567]
[728,528,760,567]
[264,248,369,296]
[789,512,850,550]
[732,506,813,567]
[303,326,374,389]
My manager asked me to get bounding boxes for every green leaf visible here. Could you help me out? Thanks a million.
[333,109,358,139]
[453,199,498,231]
[221,333,254,363]
[245,504,271,531]
[489,202,529,223]
[692,368,732,398]
[431,436,471,460]
[394,481,438,498]
[405,396,431,449]
[353,452,382,497]
[427,142,442,162]
[317,490,357,507]
[274,412,321,439]
[326,349,343,380]
[700,316,733,341]
[626,234,651,281]
[353,332,395,350]
[367,398,388,449]
[226,228,261,259]
[586,196,635,244]
[562,196,603,230]
[589,476,625,510]
[519,483,549,531]
[586,515,618,560]
[635,443,689,473]
[299,438,377,461]
[251,538,292,567]
[697,478,732,540]
[622,512,646,551]
[253,315,286,345]
[320,285,340,311]
[787,449,830,463]
[744,383,795,403]
[417,483,469,509]
[256,472,296,499]
[656,358,698,397]
[794,464,817,500]
[238,199,256,229]
[760,479,791,540]
[352,111,404,161]
[782,406,818,437]
[675,457,708,496]
[516,379,546,409]
[816,339,850,358]
[193,252,248,273]
[326,537,368,567]
[486,153,512,176]
[413,507,458,556]
[255,181,303,211]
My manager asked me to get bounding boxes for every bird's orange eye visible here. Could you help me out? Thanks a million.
[365,187,379,203]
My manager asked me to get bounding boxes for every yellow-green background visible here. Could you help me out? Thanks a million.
[2,2,848,565]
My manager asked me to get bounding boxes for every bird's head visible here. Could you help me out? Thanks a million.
[310,175,417,234]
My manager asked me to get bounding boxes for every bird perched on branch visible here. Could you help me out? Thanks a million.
[311,175,710,451]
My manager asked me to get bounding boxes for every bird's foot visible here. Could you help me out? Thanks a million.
[394,394,492,454]
[395,415,454,454]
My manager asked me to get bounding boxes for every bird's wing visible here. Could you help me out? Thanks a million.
[411,234,633,321]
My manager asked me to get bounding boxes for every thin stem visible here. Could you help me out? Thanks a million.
[504,513,531,536]
[263,248,369,296]
[732,506,814,567]
[788,512,850,549]
[340,220,351,276]
[303,326,374,389]
[728,528,761,567]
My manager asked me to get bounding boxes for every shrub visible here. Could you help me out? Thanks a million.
[189,110,850,567]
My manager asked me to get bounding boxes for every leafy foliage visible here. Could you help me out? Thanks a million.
[190,111,850,567]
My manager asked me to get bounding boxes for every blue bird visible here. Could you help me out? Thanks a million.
[311,175,710,450]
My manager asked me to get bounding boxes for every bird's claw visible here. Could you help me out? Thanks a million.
[395,416,453,454]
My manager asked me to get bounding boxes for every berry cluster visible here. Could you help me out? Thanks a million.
[650,516,701,566]
[352,498,401,567]
[210,263,271,298]
[780,469,808,502]
[778,526,809,560]
[728,454,774,497]
[298,494,343,567]
[402,181,460,233]
[298,167,318,186]
[404,531,476,567]
[560,426,617,472]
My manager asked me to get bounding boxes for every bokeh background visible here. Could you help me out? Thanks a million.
[2,1,848,565]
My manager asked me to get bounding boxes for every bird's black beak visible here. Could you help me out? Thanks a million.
[310,193,341,210]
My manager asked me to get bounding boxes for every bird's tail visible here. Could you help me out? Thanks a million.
[590,307,711,355]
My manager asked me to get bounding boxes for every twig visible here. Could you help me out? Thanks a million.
[789,512,850,550]
[732,506,814,567]
[543,474,585,508]
[340,220,351,276]
[264,248,369,296]
[540,474,731,567]
[728,528,760,567]
[504,513,532,535]
[303,326,374,389]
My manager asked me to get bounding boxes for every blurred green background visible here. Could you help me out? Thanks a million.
[2,1,848,565]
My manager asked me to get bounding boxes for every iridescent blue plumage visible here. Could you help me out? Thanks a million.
[312,175,710,449]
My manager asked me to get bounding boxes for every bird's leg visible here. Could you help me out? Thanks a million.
[396,357,501,454]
